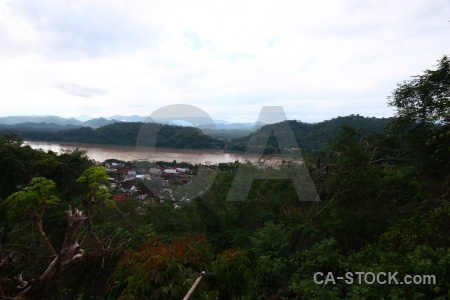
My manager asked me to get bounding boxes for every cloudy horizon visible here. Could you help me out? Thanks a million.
[1,0,449,123]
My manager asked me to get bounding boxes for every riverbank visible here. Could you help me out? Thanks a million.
[25,140,263,165]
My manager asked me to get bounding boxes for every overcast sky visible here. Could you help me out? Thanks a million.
[0,0,449,123]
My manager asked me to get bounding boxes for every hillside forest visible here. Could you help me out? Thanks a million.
[0,56,449,299]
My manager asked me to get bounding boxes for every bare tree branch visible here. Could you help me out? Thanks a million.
[13,207,87,300]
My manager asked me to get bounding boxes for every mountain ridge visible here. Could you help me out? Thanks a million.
[0,115,265,131]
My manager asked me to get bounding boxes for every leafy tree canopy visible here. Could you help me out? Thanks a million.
[4,177,58,218]
[388,55,450,125]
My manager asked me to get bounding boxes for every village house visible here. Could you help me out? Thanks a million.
[119,181,138,193]
[163,168,178,174]
[149,168,162,176]
[120,168,136,176]
[107,161,194,204]
[176,167,190,174]
[136,174,151,180]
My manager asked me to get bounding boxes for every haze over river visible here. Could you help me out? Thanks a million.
[25,141,264,165]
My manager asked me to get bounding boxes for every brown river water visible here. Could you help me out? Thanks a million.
[25,141,265,165]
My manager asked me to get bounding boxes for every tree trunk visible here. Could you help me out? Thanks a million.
[14,208,87,300]
[32,211,56,258]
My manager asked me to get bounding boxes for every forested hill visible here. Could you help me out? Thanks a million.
[1,122,226,150]
[227,115,392,153]
[0,115,392,152]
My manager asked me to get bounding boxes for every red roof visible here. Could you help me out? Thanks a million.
[113,193,127,201]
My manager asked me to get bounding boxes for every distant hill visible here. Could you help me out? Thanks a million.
[198,122,264,139]
[0,116,83,126]
[2,122,225,150]
[0,122,83,131]
[227,115,392,153]
[0,116,120,129]
[82,118,121,128]
[105,115,265,131]
[0,115,266,133]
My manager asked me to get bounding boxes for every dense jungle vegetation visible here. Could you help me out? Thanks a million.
[0,56,449,299]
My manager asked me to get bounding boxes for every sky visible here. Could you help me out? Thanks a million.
[0,0,449,123]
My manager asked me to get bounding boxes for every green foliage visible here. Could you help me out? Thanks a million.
[227,115,391,153]
[0,133,24,146]
[289,238,345,299]
[212,248,252,300]
[387,55,450,180]
[76,166,110,204]
[248,221,290,297]
[0,137,92,201]
[3,177,58,218]
[313,125,402,249]
[1,57,449,299]
[106,235,253,300]
[388,55,450,125]
[2,122,226,150]
[106,235,214,299]
[345,202,450,299]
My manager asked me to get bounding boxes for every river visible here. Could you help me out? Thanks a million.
[24,141,264,165]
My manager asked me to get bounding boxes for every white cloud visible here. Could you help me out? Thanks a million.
[0,0,449,122]
[57,82,107,98]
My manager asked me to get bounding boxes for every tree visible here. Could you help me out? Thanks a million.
[3,177,85,298]
[0,134,24,146]
[388,55,450,125]
[1,166,110,299]
[76,166,111,246]
[388,55,450,179]
[212,248,252,300]
[106,235,252,300]
[4,177,59,258]
[13,207,88,299]
[106,235,216,299]
[248,221,290,298]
